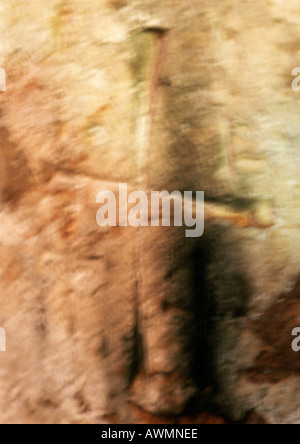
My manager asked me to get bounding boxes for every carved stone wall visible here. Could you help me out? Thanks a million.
[0,0,300,424]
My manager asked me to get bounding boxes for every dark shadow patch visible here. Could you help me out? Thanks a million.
[183,225,252,415]
[0,126,33,204]
[245,279,300,384]
[125,312,145,388]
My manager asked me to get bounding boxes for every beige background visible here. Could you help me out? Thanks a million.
[0,0,300,424]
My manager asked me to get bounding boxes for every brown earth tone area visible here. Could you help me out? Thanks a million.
[0,0,300,424]
[248,280,300,384]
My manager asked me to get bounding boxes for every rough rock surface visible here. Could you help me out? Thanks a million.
[0,0,300,424]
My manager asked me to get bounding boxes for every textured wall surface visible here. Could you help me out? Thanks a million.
[0,0,300,424]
